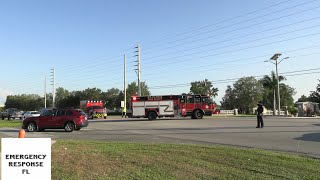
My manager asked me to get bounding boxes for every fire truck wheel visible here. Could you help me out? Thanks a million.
[193,110,203,119]
[147,111,157,120]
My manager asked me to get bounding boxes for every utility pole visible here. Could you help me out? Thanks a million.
[44,75,47,108]
[50,67,55,108]
[123,54,127,117]
[134,44,141,96]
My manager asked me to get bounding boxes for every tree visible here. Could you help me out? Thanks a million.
[279,84,296,109]
[81,88,103,100]
[189,79,218,97]
[55,87,70,108]
[46,93,53,108]
[260,71,286,115]
[55,87,70,103]
[297,95,309,102]
[126,81,150,108]
[220,85,237,110]
[308,79,320,103]
[5,94,43,111]
[221,76,263,114]
[101,88,121,110]
[126,81,150,97]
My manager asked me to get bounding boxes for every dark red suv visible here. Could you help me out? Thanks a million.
[22,108,88,132]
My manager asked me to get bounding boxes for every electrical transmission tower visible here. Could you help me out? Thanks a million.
[50,67,55,108]
[134,44,141,96]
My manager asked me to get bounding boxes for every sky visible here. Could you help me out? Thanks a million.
[0,0,320,106]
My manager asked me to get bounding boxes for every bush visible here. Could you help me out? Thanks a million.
[288,107,298,116]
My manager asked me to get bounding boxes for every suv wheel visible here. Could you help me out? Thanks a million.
[27,122,37,132]
[64,122,74,132]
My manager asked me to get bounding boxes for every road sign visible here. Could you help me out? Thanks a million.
[1,138,51,180]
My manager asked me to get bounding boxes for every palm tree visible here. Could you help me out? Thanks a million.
[261,71,286,115]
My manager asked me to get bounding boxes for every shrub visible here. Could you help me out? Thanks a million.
[288,107,298,116]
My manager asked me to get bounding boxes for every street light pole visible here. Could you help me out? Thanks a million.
[275,58,281,116]
[266,53,289,116]
[124,54,127,118]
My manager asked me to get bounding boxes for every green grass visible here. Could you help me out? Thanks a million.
[0,119,22,128]
[52,140,320,180]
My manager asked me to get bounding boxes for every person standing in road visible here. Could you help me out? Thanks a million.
[256,101,264,128]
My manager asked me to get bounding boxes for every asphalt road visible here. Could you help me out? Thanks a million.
[1,116,320,158]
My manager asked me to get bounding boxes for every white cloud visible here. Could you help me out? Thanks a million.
[0,88,14,105]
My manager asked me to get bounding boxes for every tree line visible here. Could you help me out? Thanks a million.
[3,72,320,114]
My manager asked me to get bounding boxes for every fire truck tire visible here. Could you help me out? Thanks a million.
[147,111,157,120]
[193,110,203,119]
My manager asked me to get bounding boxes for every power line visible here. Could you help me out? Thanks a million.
[53,51,320,90]
[139,23,320,65]
[27,0,318,75]
[138,32,320,70]
[141,51,320,80]
[5,44,320,92]
[17,3,319,77]
[141,0,297,50]
[148,67,320,89]
[142,0,319,53]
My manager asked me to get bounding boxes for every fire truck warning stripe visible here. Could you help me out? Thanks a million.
[133,105,173,112]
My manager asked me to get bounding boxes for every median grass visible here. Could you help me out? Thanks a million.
[52,140,320,180]
[0,119,21,128]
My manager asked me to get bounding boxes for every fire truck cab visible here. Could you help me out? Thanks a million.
[131,94,216,120]
[80,100,107,119]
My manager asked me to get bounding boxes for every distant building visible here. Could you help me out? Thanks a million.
[296,102,319,117]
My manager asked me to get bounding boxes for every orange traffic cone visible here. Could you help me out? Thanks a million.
[18,129,26,138]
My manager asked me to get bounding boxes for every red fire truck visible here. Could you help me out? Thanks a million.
[80,100,107,119]
[131,94,216,120]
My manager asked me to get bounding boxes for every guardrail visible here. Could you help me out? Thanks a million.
[264,110,286,116]
[215,109,287,116]
[219,110,235,115]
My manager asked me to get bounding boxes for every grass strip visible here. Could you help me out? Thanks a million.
[0,120,22,128]
[52,140,320,180]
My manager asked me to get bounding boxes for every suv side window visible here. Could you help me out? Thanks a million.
[66,110,73,116]
[57,110,66,116]
[41,110,55,116]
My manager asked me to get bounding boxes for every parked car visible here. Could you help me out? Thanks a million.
[1,108,23,120]
[22,108,88,132]
[22,111,41,120]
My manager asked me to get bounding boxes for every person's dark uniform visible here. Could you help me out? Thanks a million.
[256,102,264,128]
